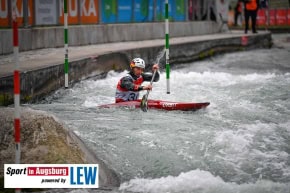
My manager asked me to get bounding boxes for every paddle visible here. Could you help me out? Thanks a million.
[140,69,157,112]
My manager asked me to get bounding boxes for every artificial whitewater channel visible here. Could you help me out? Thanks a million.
[30,34,290,193]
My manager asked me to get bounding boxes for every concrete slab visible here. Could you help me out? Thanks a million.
[0,31,271,78]
[0,22,221,55]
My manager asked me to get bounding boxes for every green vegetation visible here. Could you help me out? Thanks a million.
[23,95,32,102]
[0,94,12,106]
[198,49,215,59]
[208,49,215,56]
[199,52,206,59]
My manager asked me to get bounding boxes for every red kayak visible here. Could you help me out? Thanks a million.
[98,99,210,111]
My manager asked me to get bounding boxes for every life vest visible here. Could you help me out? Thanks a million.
[115,74,144,103]
[246,0,257,11]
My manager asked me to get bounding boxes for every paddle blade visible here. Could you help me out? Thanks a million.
[140,94,148,112]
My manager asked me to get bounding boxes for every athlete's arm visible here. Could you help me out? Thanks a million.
[120,76,143,91]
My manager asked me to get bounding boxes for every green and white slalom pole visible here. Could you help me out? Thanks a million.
[64,0,69,88]
[165,0,170,94]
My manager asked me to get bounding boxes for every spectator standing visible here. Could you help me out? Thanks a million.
[234,0,243,26]
[243,0,260,34]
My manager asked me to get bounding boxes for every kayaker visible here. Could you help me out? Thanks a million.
[115,58,160,103]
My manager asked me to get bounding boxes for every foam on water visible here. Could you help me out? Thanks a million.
[119,169,290,193]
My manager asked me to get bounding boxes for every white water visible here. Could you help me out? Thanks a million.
[31,35,290,193]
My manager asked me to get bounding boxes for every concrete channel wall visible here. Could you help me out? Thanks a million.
[0,32,272,106]
[0,21,219,55]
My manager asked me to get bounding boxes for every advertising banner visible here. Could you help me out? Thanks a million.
[288,9,290,25]
[276,9,287,25]
[172,0,185,21]
[4,164,99,188]
[0,0,9,27]
[134,0,154,22]
[155,0,174,21]
[0,0,33,27]
[117,0,133,22]
[257,9,266,25]
[80,0,98,24]
[35,0,58,25]
[59,0,79,25]
[269,9,276,25]
[101,0,117,23]
[59,0,99,25]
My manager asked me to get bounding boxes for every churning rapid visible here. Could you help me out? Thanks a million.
[31,35,290,193]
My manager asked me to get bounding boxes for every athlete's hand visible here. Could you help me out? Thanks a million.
[152,64,159,71]
[143,85,152,90]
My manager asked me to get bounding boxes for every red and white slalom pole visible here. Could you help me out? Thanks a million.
[12,9,21,193]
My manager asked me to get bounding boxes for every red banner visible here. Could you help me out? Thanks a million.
[276,9,287,25]
[269,9,276,25]
[288,9,290,25]
[257,9,266,25]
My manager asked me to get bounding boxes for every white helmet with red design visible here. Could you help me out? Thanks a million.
[130,58,145,69]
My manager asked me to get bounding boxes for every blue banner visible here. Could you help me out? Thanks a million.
[156,0,185,21]
[134,0,154,22]
[156,0,173,21]
[155,0,163,21]
[101,0,185,23]
[172,0,186,21]
[101,0,117,23]
[117,0,133,22]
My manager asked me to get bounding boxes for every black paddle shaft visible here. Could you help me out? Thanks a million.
[141,70,157,112]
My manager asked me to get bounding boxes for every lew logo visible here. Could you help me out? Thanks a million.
[70,166,98,185]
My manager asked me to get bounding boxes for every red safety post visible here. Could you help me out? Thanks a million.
[12,8,21,193]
